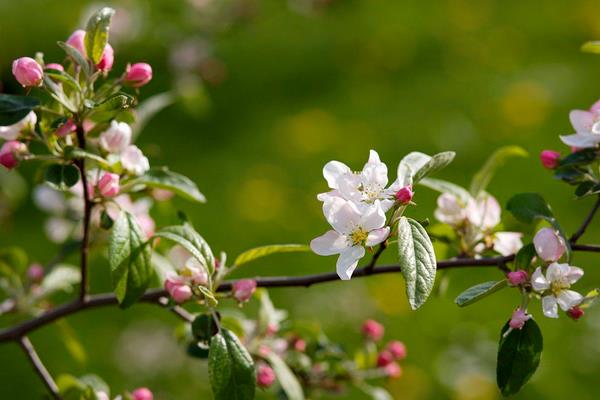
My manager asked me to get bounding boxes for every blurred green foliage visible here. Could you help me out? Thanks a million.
[1,0,600,399]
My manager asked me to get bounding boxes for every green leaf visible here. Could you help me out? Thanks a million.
[85,7,115,64]
[506,193,554,223]
[412,151,456,182]
[109,211,152,308]
[44,164,80,188]
[192,314,218,341]
[356,383,393,400]
[43,75,78,112]
[234,244,310,267]
[266,352,305,400]
[397,217,437,310]
[469,146,527,196]
[0,94,40,126]
[64,147,110,170]
[397,152,433,185]
[57,374,108,400]
[558,148,599,167]
[455,280,507,307]
[153,224,215,275]
[209,329,256,400]
[418,177,472,203]
[582,41,600,54]
[89,93,135,123]
[497,319,543,397]
[57,41,92,77]
[129,167,206,203]
[514,243,536,272]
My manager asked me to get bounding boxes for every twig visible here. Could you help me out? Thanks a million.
[74,123,92,302]
[570,195,600,243]
[18,336,62,400]
[364,242,387,274]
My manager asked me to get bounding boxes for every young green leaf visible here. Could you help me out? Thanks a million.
[397,152,432,185]
[109,211,153,308]
[582,41,600,54]
[397,217,437,310]
[514,243,536,271]
[85,7,115,64]
[0,94,40,126]
[43,75,78,112]
[469,145,527,196]
[234,244,310,267]
[57,41,92,78]
[455,280,507,307]
[128,167,206,203]
[153,224,215,275]
[192,314,218,341]
[497,319,543,397]
[418,177,472,203]
[209,329,256,400]
[89,93,135,123]
[44,164,81,188]
[266,352,305,400]
[412,151,456,183]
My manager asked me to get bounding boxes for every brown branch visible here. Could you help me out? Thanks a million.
[570,195,600,244]
[18,336,62,400]
[74,122,92,302]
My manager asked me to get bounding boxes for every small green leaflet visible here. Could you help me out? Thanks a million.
[514,243,536,272]
[44,164,81,188]
[234,244,310,267]
[153,224,215,275]
[129,167,206,203]
[418,177,472,203]
[209,329,256,400]
[0,94,40,126]
[57,41,92,78]
[582,41,600,54]
[497,319,543,396]
[89,93,134,123]
[412,151,455,183]
[397,151,455,185]
[85,7,115,64]
[455,280,507,307]
[266,352,305,400]
[397,217,437,310]
[469,145,527,196]
[109,211,152,308]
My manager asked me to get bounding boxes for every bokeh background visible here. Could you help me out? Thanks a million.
[2,0,600,399]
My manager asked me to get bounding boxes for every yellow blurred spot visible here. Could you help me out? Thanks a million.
[276,109,340,156]
[453,373,498,400]
[368,275,410,315]
[501,81,550,128]
[236,177,286,222]
[387,365,432,400]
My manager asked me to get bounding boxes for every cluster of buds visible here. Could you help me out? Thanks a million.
[164,254,209,303]
[362,319,407,378]
[96,387,152,400]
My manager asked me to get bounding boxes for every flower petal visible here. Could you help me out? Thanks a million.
[531,267,550,291]
[567,266,584,284]
[546,262,570,283]
[327,199,362,234]
[336,246,365,280]
[569,110,594,132]
[556,290,583,311]
[560,133,600,148]
[366,227,390,247]
[323,161,351,189]
[493,232,523,256]
[542,295,559,318]
[360,202,387,231]
[311,230,348,256]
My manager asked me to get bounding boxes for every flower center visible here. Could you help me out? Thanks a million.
[350,228,369,245]
[550,279,569,295]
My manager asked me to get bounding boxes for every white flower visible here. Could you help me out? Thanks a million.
[560,121,600,148]
[493,232,523,256]
[465,194,501,230]
[0,111,36,140]
[99,121,132,154]
[311,197,389,280]
[560,100,600,148]
[434,193,468,226]
[531,263,584,318]
[317,150,398,212]
[121,145,150,176]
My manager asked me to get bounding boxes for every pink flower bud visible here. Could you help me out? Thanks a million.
[540,150,560,169]
[0,140,27,170]
[164,276,184,293]
[12,57,43,87]
[567,306,584,320]
[170,284,193,303]
[66,30,87,55]
[55,120,76,137]
[386,340,407,360]
[258,345,271,357]
[99,121,132,154]
[131,387,153,400]
[232,279,257,302]
[266,323,279,336]
[509,308,530,330]
[27,263,45,282]
[125,63,153,87]
[98,172,120,197]
[45,63,64,71]
[361,319,384,342]
[377,350,394,367]
[533,227,566,262]
[395,185,414,204]
[152,188,174,201]
[507,270,528,286]
[384,362,402,378]
[293,339,306,352]
[96,44,114,72]
[256,364,276,388]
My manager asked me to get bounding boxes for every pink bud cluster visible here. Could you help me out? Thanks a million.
[232,279,257,302]
[362,319,406,379]
[164,258,209,303]
[0,141,27,170]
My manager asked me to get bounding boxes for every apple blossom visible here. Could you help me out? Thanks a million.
[377,351,394,367]
[493,232,523,256]
[181,257,209,286]
[560,99,600,148]
[256,363,276,388]
[540,150,560,169]
[97,44,114,71]
[232,279,257,302]
[99,121,132,154]
[165,278,193,303]
[125,63,153,87]
[54,120,76,137]
[509,308,530,329]
[95,391,110,400]
[434,193,467,226]
[507,270,528,286]
[12,57,43,87]
[531,263,584,318]
[98,172,120,197]
[387,341,407,360]
[384,362,402,378]
[311,198,389,280]
[533,227,566,262]
[361,319,384,341]
[27,263,44,282]
[131,387,153,400]
[465,194,501,231]
[0,111,37,140]
[0,140,27,170]
[121,145,150,175]
[45,63,64,71]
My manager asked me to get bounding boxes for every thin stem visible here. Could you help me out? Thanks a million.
[18,336,62,400]
[570,195,600,243]
[75,123,92,301]
[364,242,388,274]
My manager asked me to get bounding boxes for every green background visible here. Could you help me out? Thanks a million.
[1,0,600,399]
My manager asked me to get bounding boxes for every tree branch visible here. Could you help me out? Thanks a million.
[75,123,92,302]
[18,336,62,400]
[570,195,600,244]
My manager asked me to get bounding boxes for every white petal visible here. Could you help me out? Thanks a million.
[317,190,342,202]
[567,266,584,284]
[362,150,388,187]
[542,296,559,318]
[379,199,396,213]
[546,262,570,283]
[367,149,381,164]
[310,230,348,256]
[366,227,390,247]
[557,290,583,311]
[336,246,365,280]
[329,200,362,234]
[493,232,523,256]
[560,133,600,148]
[531,267,550,291]
[323,161,351,189]
[570,110,594,132]
[360,202,387,231]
